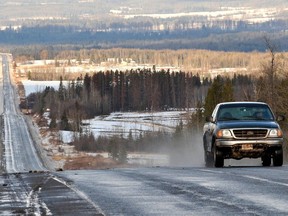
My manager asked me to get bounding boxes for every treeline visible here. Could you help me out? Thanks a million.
[29,68,257,131]
[55,48,264,69]
[2,22,288,52]
[31,69,208,121]
[15,47,288,75]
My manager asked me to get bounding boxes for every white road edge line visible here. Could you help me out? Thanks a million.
[243,175,288,187]
[52,176,105,215]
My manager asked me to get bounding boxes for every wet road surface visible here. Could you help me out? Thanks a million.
[0,172,103,215]
[59,165,288,216]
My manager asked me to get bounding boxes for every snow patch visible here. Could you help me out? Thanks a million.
[22,80,69,96]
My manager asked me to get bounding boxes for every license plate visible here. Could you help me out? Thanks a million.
[242,144,253,150]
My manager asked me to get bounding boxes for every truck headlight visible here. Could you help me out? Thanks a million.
[216,129,233,138]
[268,129,283,138]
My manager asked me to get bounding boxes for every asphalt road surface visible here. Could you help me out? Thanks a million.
[59,165,288,216]
[1,53,288,215]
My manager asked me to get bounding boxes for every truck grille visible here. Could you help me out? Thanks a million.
[232,129,268,138]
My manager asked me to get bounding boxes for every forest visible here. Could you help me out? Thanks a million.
[1,19,288,52]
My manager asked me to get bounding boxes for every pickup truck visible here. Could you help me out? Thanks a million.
[203,102,284,167]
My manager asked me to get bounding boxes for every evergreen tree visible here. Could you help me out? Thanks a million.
[204,76,234,117]
[108,138,119,160]
[75,75,83,98]
[83,73,91,100]
[49,117,57,129]
[58,76,65,101]
[60,110,70,131]
[188,101,204,133]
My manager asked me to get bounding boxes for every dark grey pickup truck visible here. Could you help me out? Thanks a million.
[203,102,284,167]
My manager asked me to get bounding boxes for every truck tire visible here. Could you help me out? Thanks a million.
[273,149,283,166]
[204,137,213,167]
[213,146,224,168]
[262,155,271,166]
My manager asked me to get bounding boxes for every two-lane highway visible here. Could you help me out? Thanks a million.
[1,54,45,173]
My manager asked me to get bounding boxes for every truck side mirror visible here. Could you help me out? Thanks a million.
[205,116,213,122]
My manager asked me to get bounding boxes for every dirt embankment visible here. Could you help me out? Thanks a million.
[29,113,125,171]
[63,154,120,170]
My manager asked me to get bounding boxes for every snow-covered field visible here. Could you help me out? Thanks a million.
[120,7,279,23]
[56,111,192,145]
[82,111,190,139]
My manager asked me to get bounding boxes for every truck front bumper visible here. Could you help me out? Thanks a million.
[215,138,283,159]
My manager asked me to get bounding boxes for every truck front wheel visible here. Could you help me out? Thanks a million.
[262,155,271,166]
[213,146,224,168]
[273,149,283,166]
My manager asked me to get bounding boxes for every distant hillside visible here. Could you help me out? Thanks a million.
[0,0,288,51]
[1,0,288,26]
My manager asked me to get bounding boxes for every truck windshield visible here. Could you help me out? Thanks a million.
[217,104,274,121]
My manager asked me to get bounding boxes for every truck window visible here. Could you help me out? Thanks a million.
[217,104,274,121]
